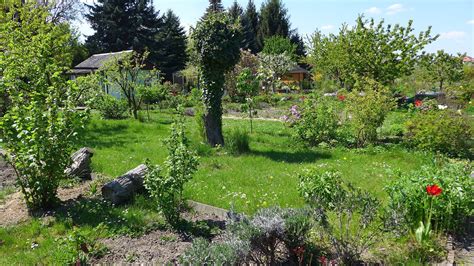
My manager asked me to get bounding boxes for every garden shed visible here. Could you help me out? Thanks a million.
[282,65,310,89]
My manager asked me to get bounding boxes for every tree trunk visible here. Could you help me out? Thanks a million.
[204,110,224,147]
[65,147,93,180]
[101,164,148,205]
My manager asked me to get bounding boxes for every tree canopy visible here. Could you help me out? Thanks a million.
[308,16,438,89]
[85,0,163,65]
[258,0,291,48]
[241,0,260,53]
[155,9,188,81]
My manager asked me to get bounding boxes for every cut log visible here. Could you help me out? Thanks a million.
[65,147,94,180]
[101,164,148,205]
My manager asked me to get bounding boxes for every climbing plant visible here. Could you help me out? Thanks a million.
[191,12,242,146]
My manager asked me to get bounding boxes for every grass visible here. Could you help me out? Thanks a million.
[0,194,166,265]
[78,110,433,214]
[0,109,444,264]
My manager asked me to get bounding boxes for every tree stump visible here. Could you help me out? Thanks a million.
[101,164,148,205]
[65,147,94,180]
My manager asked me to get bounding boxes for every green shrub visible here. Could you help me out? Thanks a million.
[404,109,473,158]
[346,78,396,146]
[287,97,340,147]
[0,6,89,209]
[180,238,250,265]
[384,159,473,235]
[97,95,129,120]
[225,207,312,265]
[298,168,381,264]
[144,120,199,225]
[379,110,412,138]
[226,128,250,154]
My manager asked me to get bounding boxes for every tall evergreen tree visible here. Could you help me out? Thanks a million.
[85,0,163,66]
[290,32,306,57]
[242,0,260,53]
[257,0,291,49]
[206,0,224,14]
[155,10,188,81]
[228,0,243,22]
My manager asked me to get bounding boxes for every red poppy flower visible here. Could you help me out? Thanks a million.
[415,99,423,107]
[426,184,442,196]
[338,95,346,101]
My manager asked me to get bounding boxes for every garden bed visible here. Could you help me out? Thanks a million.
[0,157,15,189]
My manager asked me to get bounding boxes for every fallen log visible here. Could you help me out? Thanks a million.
[65,147,94,180]
[101,164,148,205]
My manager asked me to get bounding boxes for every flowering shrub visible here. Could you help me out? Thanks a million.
[404,109,473,158]
[284,97,340,147]
[385,159,473,235]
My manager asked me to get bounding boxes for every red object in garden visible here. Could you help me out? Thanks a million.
[293,246,305,256]
[319,256,327,265]
[415,99,423,107]
[338,94,346,101]
[426,184,442,196]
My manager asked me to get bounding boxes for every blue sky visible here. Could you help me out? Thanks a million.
[76,0,474,55]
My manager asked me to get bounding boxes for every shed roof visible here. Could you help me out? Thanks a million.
[71,50,133,75]
[288,65,309,74]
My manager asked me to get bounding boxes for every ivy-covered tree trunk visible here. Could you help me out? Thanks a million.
[202,74,225,146]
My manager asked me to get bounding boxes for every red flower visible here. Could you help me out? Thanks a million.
[426,184,442,196]
[415,99,423,107]
[293,246,305,256]
[337,94,346,101]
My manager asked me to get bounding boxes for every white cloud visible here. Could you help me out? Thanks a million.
[439,31,466,40]
[321,25,335,30]
[365,7,382,15]
[467,20,474,25]
[386,4,404,15]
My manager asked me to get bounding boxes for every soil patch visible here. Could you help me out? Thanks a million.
[93,212,226,264]
[0,181,91,227]
[0,157,16,189]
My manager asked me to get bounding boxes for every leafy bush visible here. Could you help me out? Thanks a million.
[96,94,129,120]
[226,128,250,155]
[144,120,199,225]
[225,207,312,265]
[346,78,395,146]
[384,159,473,235]
[298,168,381,264]
[404,109,473,158]
[73,74,103,107]
[286,97,340,146]
[379,110,412,138]
[0,5,89,209]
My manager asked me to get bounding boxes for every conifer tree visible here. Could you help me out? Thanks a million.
[242,0,260,53]
[257,0,291,48]
[156,10,188,81]
[85,0,163,66]
[228,0,243,22]
[205,0,224,14]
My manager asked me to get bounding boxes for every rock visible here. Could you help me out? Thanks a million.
[65,147,94,180]
[101,164,148,205]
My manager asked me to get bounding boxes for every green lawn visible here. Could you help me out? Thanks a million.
[80,110,433,214]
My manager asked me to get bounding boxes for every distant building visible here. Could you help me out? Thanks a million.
[70,50,134,78]
[70,50,158,97]
[463,56,474,65]
[281,65,310,89]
